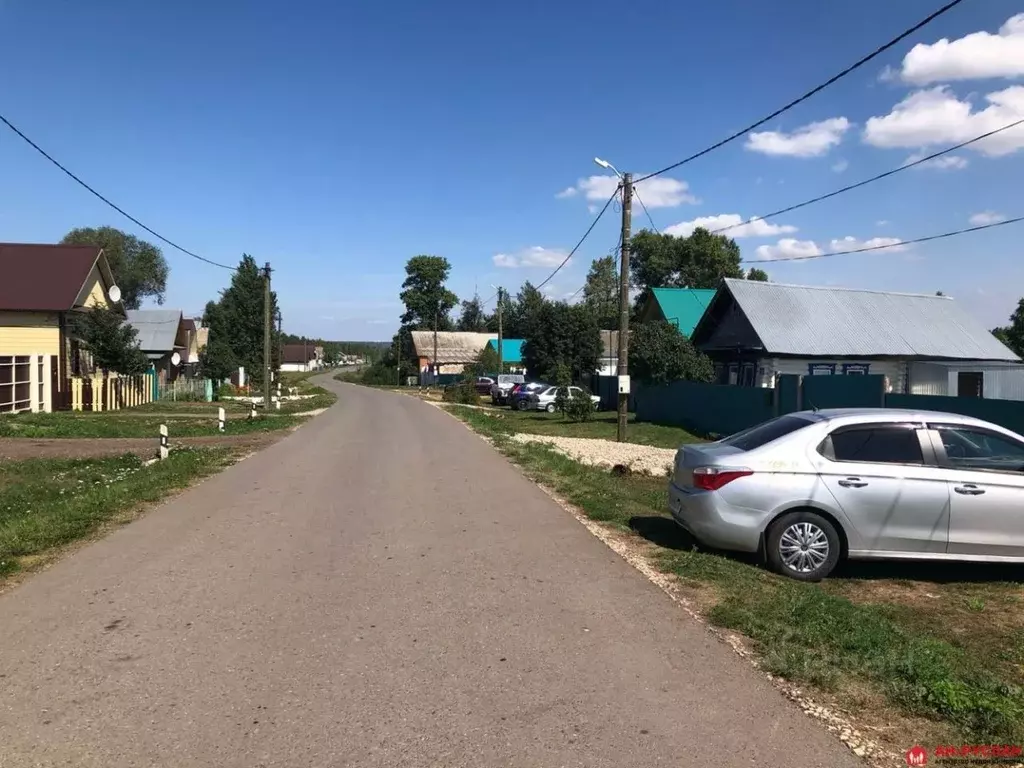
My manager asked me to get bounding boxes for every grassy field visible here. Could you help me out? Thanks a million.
[447,404,1024,751]
[0,448,236,579]
[0,411,303,438]
[464,407,701,450]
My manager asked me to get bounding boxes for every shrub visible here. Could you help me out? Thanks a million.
[442,382,480,405]
[565,390,596,422]
[216,383,238,398]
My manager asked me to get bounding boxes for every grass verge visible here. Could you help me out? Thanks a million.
[446,404,1024,750]
[0,411,304,438]
[0,448,236,579]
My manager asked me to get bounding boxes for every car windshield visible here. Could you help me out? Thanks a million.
[721,414,814,451]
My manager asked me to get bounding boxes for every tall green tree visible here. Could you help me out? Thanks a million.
[630,228,743,298]
[746,267,769,282]
[201,255,280,386]
[504,281,547,339]
[457,295,488,332]
[630,321,714,385]
[61,226,170,310]
[70,308,149,375]
[399,255,458,331]
[992,298,1024,358]
[523,302,601,382]
[583,256,619,330]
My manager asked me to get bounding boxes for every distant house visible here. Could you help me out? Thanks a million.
[0,242,120,413]
[690,279,1024,399]
[487,338,525,372]
[181,318,207,373]
[280,344,323,372]
[637,287,716,336]
[125,309,189,385]
[597,330,620,375]
[411,331,497,382]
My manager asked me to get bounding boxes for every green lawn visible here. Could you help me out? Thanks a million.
[469,407,701,449]
[447,404,1024,750]
[0,448,236,578]
[0,411,304,439]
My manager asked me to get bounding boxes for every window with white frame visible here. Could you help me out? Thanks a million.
[808,363,836,376]
[842,363,870,375]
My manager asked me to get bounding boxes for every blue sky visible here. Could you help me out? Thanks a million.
[2,0,1023,339]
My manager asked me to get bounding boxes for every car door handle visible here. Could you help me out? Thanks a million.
[954,484,986,496]
[838,478,868,488]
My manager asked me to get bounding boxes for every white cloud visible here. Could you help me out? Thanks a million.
[876,220,890,226]
[493,246,569,269]
[904,151,969,170]
[863,86,1024,156]
[557,174,697,207]
[754,239,822,261]
[664,213,797,239]
[832,159,849,173]
[829,236,908,253]
[898,14,1024,85]
[745,117,851,157]
[969,211,1007,225]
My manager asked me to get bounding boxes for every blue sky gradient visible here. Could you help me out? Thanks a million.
[2,0,1022,339]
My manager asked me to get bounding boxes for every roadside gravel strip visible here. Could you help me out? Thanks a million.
[511,433,676,476]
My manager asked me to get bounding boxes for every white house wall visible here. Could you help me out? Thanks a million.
[908,361,1024,401]
[762,358,907,392]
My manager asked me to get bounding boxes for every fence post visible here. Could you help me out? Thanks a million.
[159,424,169,460]
[218,407,225,432]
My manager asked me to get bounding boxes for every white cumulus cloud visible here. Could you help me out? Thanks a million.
[832,159,849,173]
[493,246,569,269]
[745,117,851,157]
[754,239,823,261]
[904,151,969,170]
[664,214,797,239]
[898,14,1024,85]
[829,236,908,253]
[863,86,1024,157]
[969,211,1007,225]
[557,174,697,207]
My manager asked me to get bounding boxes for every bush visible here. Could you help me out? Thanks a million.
[565,390,596,422]
[442,382,480,405]
[216,383,238,398]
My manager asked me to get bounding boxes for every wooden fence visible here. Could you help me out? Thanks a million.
[65,372,156,412]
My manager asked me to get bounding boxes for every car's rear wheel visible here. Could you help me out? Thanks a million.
[545,403,556,413]
[766,511,840,582]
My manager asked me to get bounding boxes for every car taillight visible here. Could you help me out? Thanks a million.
[691,467,753,491]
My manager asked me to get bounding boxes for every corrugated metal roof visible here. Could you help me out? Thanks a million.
[719,279,1020,361]
[411,331,497,363]
[650,288,716,336]
[488,338,524,363]
[125,309,183,353]
[0,243,104,311]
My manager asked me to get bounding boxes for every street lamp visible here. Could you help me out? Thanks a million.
[594,157,623,178]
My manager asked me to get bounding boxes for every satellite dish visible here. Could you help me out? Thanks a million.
[108,285,122,303]
[171,352,182,367]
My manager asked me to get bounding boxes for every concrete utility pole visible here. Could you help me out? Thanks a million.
[496,288,503,375]
[617,173,632,443]
[263,262,272,410]
[433,308,439,385]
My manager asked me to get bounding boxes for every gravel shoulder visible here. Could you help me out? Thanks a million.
[512,433,677,475]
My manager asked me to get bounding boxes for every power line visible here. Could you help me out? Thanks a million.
[634,0,966,184]
[633,187,660,233]
[535,186,620,290]
[742,215,1024,264]
[568,237,623,302]
[0,112,236,271]
[713,118,1024,235]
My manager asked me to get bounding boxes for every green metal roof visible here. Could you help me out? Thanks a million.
[488,337,524,363]
[650,287,716,336]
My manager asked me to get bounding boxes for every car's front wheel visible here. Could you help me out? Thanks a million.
[545,403,556,413]
[766,511,840,582]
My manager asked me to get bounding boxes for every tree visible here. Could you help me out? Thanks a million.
[202,256,280,388]
[503,281,547,339]
[70,308,148,375]
[630,321,714,385]
[61,226,169,310]
[399,255,458,331]
[457,295,488,332]
[523,302,601,382]
[992,298,1024,358]
[746,268,769,282]
[630,228,743,298]
[583,256,619,329]
[470,342,500,377]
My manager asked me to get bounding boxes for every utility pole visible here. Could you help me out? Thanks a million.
[432,308,439,386]
[496,288,503,375]
[617,174,632,443]
[263,262,272,410]
[394,336,400,386]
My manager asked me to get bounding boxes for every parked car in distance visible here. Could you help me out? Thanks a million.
[473,376,495,395]
[528,385,601,413]
[668,408,1024,581]
[509,381,550,411]
[490,374,527,405]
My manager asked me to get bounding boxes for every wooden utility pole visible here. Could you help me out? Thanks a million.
[496,288,503,374]
[432,308,439,385]
[617,174,632,443]
[263,262,272,410]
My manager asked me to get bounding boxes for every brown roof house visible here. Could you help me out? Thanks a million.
[0,243,121,413]
[281,343,324,372]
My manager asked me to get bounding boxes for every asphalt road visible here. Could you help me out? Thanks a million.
[0,377,862,768]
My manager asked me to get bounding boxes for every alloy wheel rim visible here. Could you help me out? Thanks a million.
[778,522,829,573]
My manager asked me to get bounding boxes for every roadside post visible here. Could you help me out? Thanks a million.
[218,407,225,432]
[159,424,169,460]
[249,401,257,420]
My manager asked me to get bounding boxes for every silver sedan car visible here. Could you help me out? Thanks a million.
[668,408,1024,581]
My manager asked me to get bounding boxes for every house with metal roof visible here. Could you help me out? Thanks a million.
[487,338,524,366]
[690,279,1024,400]
[125,309,189,384]
[281,343,324,372]
[411,330,498,382]
[638,287,716,336]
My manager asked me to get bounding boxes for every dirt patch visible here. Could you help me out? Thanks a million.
[510,433,676,476]
[0,433,286,461]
